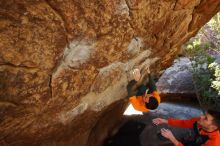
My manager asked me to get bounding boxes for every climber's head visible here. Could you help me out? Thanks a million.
[143,94,158,110]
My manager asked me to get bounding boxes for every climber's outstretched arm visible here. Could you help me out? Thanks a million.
[127,69,141,97]
[147,73,157,92]
[127,80,137,97]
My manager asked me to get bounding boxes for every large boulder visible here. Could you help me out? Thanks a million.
[156,57,196,100]
[0,0,220,145]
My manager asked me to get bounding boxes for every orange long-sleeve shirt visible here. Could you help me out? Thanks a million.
[129,91,160,112]
[168,118,220,146]
[127,74,160,112]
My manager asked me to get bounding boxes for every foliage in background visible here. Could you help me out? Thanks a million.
[199,12,220,51]
[184,13,220,110]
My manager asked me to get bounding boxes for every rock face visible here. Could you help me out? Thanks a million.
[0,0,219,146]
[156,57,196,100]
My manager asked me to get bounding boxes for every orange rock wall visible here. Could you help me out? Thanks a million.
[0,0,220,145]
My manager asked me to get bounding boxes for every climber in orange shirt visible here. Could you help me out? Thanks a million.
[127,68,160,112]
[152,109,220,146]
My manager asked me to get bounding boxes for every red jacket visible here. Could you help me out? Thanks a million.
[168,118,220,146]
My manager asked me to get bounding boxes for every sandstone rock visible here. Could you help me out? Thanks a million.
[0,0,220,146]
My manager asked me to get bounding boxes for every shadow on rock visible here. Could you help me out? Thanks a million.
[103,120,145,146]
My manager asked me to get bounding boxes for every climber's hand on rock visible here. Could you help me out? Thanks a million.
[145,67,150,74]
[133,69,141,82]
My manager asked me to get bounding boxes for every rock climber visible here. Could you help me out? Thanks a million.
[126,68,161,112]
[152,109,220,146]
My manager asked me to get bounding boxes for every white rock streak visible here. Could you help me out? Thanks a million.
[64,40,96,68]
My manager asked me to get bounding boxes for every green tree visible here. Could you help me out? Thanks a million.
[184,38,220,110]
